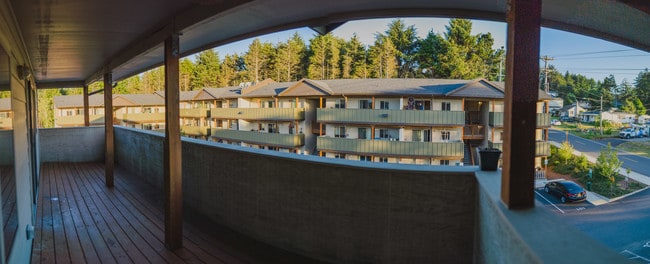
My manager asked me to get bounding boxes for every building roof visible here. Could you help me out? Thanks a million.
[0,98,10,111]
[113,94,165,106]
[53,94,105,108]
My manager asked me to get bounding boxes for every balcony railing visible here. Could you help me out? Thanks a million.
[54,115,105,126]
[181,126,211,136]
[180,108,210,118]
[489,112,551,127]
[317,109,465,126]
[211,128,305,147]
[120,112,166,122]
[211,108,305,121]
[317,136,463,157]
[463,125,485,139]
[488,141,550,156]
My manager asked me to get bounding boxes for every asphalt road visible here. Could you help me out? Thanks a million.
[536,187,650,263]
[548,129,650,179]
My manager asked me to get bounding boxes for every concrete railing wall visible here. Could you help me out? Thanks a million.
[0,130,13,165]
[38,127,105,162]
[112,126,627,263]
[114,126,478,263]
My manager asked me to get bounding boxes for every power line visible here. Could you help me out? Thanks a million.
[553,54,650,60]
[540,55,554,93]
[550,49,635,58]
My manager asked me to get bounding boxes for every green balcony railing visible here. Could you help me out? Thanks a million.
[488,141,550,156]
[54,115,105,126]
[211,128,305,147]
[317,136,464,157]
[120,112,166,122]
[180,108,210,118]
[489,112,551,127]
[317,109,465,126]
[211,108,305,121]
[181,126,211,136]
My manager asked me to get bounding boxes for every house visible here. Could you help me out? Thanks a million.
[559,103,585,119]
[579,111,600,123]
[601,111,637,124]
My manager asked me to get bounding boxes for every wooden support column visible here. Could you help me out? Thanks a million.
[104,73,114,187]
[83,85,90,126]
[502,0,541,209]
[164,33,183,250]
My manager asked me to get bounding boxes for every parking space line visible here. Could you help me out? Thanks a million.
[534,191,565,214]
[621,250,650,263]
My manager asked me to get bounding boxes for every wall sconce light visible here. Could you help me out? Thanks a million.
[17,65,31,80]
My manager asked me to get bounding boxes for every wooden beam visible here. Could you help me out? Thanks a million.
[164,34,183,250]
[501,0,541,209]
[83,85,90,127]
[104,73,114,187]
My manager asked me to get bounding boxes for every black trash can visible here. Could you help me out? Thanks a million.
[479,149,502,171]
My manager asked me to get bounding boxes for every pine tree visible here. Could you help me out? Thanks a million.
[368,34,397,78]
[192,49,221,89]
[385,19,418,78]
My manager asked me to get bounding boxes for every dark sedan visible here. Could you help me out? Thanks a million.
[544,180,587,203]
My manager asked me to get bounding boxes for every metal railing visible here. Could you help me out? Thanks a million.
[488,141,550,156]
[180,108,210,118]
[181,126,211,136]
[317,109,465,126]
[54,115,105,126]
[489,112,551,127]
[211,108,305,121]
[317,136,464,157]
[211,128,305,147]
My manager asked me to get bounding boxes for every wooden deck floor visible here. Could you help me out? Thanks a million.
[31,162,321,264]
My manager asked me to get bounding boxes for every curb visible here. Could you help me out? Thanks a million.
[608,186,650,203]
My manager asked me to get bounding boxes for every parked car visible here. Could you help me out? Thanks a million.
[619,127,640,139]
[551,120,561,126]
[544,180,587,203]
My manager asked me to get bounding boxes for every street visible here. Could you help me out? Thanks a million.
[548,129,650,177]
[542,130,650,263]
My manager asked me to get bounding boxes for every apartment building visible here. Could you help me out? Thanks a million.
[52,94,105,127]
[52,78,552,166]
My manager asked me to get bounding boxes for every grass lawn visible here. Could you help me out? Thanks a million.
[617,141,650,158]
[552,122,618,140]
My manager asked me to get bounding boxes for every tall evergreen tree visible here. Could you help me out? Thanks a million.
[368,34,397,78]
[634,69,650,107]
[180,58,195,91]
[244,38,274,82]
[192,49,221,89]
[276,33,307,81]
[385,19,418,78]
[307,34,341,80]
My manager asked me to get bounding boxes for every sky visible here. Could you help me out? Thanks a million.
[210,18,650,85]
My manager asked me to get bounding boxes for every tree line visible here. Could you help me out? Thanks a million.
[545,66,650,115]
[90,18,505,94]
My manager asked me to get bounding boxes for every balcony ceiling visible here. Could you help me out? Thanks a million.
[7,0,650,88]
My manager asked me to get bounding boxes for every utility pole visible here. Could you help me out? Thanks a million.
[540,55,554,93]
[498,54,504,82]
[600,94,603,135]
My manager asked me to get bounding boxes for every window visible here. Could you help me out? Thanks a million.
[360,155,372,162]
[335,99,346,109]
[440,160,450,166]
[380,101,390,109]
[335,154,346,159]
[229,120,238,130]
[76,109,84,115]
[335,127,346,138]
[412,130,422,142]
[424,130,432,142]
[379,157,388,163]
[143,107,152,113]
[65,110,73,116]
[267,101,275,108]
[441,131,450,141]
[441,102,451,111]
[359,99,372,109]
[268,123,277,133]
[358,128,367,139]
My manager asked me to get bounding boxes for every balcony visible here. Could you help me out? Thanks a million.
[120,112,165,123]
[211,128,305,147]
[54,115,105,127]
[317,136,463,157]
[489,141,550,156]
[211,108,305,121]
[317,109,465,126]
[181,125,211,137]
[25,126,624,263]
[463,125,485,140]
[489,112,551,127]
[180,108,210,118]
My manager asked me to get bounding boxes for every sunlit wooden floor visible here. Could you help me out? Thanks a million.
[31,162,321,264]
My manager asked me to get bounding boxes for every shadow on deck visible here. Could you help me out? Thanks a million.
[31,162,324,264]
